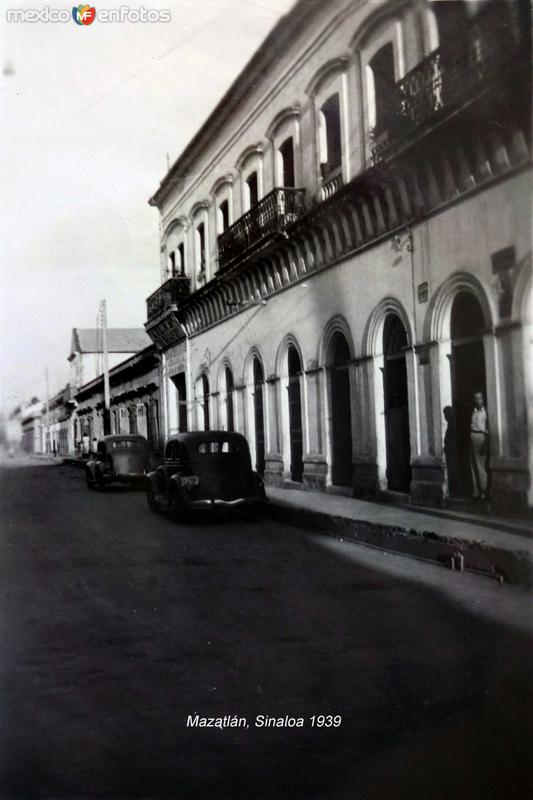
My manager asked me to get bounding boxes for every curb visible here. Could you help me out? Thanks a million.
[265,500,533,590]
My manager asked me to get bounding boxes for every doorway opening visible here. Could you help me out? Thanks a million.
[330,333,352,487]
[383,314,411,492]
[287,345,303,482]
[172,372,188,433]
[449,291,487,498]
[253,357,265,475]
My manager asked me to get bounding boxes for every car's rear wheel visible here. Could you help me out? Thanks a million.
[95,469,106,491]
[146,483,159,513]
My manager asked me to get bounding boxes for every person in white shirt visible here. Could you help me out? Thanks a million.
[470,391,488,499]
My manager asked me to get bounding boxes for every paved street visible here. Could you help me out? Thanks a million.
[1,461,532,800]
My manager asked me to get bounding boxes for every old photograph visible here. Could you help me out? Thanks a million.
[1,0,532,797]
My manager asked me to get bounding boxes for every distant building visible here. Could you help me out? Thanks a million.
[3,406,23,452]
[144,0,532,513]
[74,346,162,455]
[21,399,43,454]
[45,385,76,456]
[68,328,151,390]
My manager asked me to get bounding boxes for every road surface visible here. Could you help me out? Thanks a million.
[1,459,532,799]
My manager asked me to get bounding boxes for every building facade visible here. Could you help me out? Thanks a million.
[68,328,152,390]
[74,346,163,455]
[145,0,532,512]
[46,385,76,456]
[21,399,44,454]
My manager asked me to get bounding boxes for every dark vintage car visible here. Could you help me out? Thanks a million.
[145,431,266,520]
[86,434,150,490]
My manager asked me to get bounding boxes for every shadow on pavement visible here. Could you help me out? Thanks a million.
[0,463,532,800]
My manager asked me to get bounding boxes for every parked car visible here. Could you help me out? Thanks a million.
[146,431,266,520]
[86,434,150,490]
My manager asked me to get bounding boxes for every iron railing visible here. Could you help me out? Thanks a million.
[217,187,306,269]
[371,3,524,162]
[146,276,191,320]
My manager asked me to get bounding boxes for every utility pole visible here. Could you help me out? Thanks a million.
[45,367,50,454]
[100,300,111,435]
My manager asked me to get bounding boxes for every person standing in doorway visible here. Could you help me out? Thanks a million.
[470,391,489,500]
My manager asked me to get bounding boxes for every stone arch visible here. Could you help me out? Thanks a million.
[163,215,188,237]
[349,1,410,51]
[242,346,265,387]
[209,173,234,197]
[318,315,356,367]
[235,143,264,171]
[265,105,301,140]
[305,55,350,97]
[363,297,413,358]
[275,333,305,379]
[424,271,494,343]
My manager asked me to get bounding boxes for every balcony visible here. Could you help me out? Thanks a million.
[371,3,525,163]
[217,187,306,270]
[146,276,190,321]
[319,164,343,201]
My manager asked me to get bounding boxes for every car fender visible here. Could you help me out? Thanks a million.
[145,470,160,493]
[252,470,267,500]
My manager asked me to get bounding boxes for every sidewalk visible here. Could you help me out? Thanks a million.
[265,486,533,589]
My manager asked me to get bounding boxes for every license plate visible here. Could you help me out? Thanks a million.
[180,475,199,488]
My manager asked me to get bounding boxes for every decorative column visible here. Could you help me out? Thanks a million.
[409,343,445,507]
[351,357,379,498]
[302,364,327,491]
[264,375,284,487]
[489,322,530,512]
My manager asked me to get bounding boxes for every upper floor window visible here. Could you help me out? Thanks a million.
[368,43,396,135]
[245,171,259,210]
[319,94,342,177]
[279,137,295,188]
[169,251,176,276]
[218,199,230,233]
[176,241,185,276]
[196,221,206,275]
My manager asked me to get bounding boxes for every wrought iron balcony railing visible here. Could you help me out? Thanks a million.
[371,3,525,162]
[146,276,191,321]
[217,187,306,270]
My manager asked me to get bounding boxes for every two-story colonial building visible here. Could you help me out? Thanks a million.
[144,0,532,513]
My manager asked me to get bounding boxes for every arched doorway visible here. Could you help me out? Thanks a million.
[225,366,234,432]
[449,291,487,498]
[253,357,265,476]
[330,333,352,487]
[287,345,303,482]
[201,374,210,431]
[383,314,411,492]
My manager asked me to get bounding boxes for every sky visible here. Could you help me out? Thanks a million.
[0,0,295,411]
